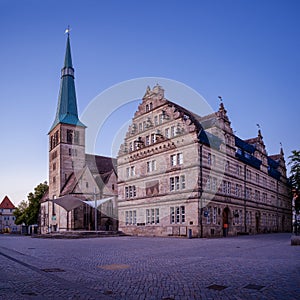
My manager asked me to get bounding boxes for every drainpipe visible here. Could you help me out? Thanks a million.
[199,143,203,238]
[244,164,247,233]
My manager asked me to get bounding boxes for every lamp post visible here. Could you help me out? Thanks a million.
[94,188,97,231]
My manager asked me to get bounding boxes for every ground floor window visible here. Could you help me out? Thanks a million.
[246,211,252,225]
[125,210,137,225]
[170,206,185,224]
[146,208,160,224]
[213,207,217,224]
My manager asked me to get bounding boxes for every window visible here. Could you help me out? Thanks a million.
[222,181,231,194]
[236,164,242,176]
[125,210,136,225]
[170,153,183,166]
[126,166,135,177]
[125,186,136,198]
[171,126,176,137]
[170,175,186,191]
[212,177,217,192]
[213,207,217,224]
[255,190,260,201]
[129,142,133,152]
[246,211,252,225]
[212,154,216,166]
[53,163,56,171]
[262,193,267,203]
[146,104,149,112]
[208,153,211,165]
[146,208,160,224]
[145,136,150,146]
[207,177,211,190]
[170,206,185,224]
[130,166,135,176]
[67,130,73,144]
[256,173,260,184]
[246,169,251,180]
[69,148,77,156]
[149,102,153,110]
[235,184,242,197]
[159,114,163,124]
[206,206,211,224]
[165,128,170,139]
[50,130,59,150]
[74,131,79,144]
[139,123,142,132]
[246,187,252,200]
[225,161,229,172]
[154,116,158,126]
[147,160,156,173]
[151,133,156,144]
[263,177,267,187]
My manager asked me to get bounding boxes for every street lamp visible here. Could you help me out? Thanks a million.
[94,188,97,231]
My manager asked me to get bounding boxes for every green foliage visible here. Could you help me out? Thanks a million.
[14,182,48,225]
[289,150,300,191]
[289,150,300,214]
[13,200,29,225]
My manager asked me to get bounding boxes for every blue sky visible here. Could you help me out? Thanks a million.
[0,0,299,205]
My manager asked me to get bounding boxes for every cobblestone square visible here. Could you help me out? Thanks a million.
[0,233,299,299]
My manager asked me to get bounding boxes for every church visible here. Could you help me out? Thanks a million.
[39,34,118,234]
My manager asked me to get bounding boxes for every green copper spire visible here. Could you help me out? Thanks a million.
[49,32,85,132]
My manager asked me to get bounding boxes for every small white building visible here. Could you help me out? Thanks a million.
[0,196,20,233]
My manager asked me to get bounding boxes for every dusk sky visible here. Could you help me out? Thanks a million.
[1,0,299,206]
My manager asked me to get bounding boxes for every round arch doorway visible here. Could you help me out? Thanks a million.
[223,206,230,237]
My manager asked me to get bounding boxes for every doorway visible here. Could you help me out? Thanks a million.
[222,207,230,237]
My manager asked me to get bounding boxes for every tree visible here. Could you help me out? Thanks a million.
[289,150,300,214]
[14,182,48,225]
[289,150,300,191]
[13,200,29,225]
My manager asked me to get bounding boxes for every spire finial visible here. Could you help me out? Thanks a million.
[65,25,71,36]
[218,96,223,103]
[256,124,262,138]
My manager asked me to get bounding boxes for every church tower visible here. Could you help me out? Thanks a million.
[48,32,86,200]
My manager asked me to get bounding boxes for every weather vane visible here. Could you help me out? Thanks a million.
[218,96,223,102]
[256,123,260,130]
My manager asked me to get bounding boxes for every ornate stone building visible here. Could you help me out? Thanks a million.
[117,85,291,237]
[40,34,117,234]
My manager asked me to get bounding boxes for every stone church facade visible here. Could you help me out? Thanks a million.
[117,85,291,237]
[40,34,118,234]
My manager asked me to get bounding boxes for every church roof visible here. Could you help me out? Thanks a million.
[0,196,15,209]
[85,154,117,175]
[59,155,117,196]
[49,34,85,132]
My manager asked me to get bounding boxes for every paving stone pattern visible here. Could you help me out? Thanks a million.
[0,233,299,299]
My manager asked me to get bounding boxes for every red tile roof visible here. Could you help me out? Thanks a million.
[0,196,15,209]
